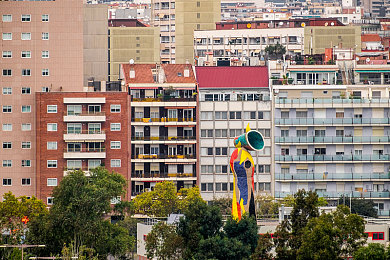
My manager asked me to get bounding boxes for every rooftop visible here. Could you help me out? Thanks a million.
[361,34,381,42]
[195,66,269,89]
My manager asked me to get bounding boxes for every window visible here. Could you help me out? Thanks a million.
[47,123,57,131]
[22,142,31,149]
[42,69,49,76]
[47,178,57,186]
[3,142,12,149]
[201,111,213,120]
[110,123,121,131]
[21,14,31,22]
[215,111,228,120]
[2,33,12,40]
[258,111,270,120]
[281,111,289,119]
[229,111,241,119]
[22,87,31,94]
[47,160,57,168]
[67,160,82,170]
[2,179,11,186]
[111,159,121,168]
[207,183,213,191]
[88,160,101,169]
[47,142,57,150]
[42,14,49,22]
[47,105,57,113]
[3,88,12,95]
[22,178,31,186]
[22,105,31,113]
[67,105,82,115]
[244,111,256,119]
[281,130,289,137]
[47,197,54,205]
[22,69,31,76]
[22,160,31,167]
[372,232,384,240]
[297,149,307,155]
[42,32,49,40]
[2,15,12,22]
[201,183,206,191]
[21,33,31,40]
[315,130,326,137]
[110,104,121,113]
[2,51,12,58]
[3,105,12,113]
[88,123,101,133]
[42,87,50,92]
[22,123,31,131]
[215,147,228,156]
[315,148,326,155]
[2,124,12,131]
[21,51,31,58]
[281,148,289,155]
[296,130,307,137]
[336,130,344,137]
[2,160,12,167]
[88,105,101,114]
[296,111,307,118]
[3,69,12,76]
[42,50,49,58]
[110,141,121,149]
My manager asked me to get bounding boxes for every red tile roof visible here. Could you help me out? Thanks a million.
[121,64,196,85]
[195,66,269,89]
[361,34,381,42]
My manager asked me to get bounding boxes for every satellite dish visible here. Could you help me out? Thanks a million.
[366,58,370,63]
[279,21,284,25]
[129,59,134,64]
[355,57,359,61]
[325,22,328,26]
[301,22,306,27]
[331,22,335,26]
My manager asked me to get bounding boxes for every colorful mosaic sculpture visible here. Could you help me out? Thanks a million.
[230,125,264,220]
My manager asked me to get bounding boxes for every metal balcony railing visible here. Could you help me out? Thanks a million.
[131,154,195,159]
[275,191,390,199]
[275,136,390,144]
[132,97,196,102]
[64,147,106,153]
[275,172,390,181]
[132,118,194,123]
[131,136,196,141]
[131,172,195,178]
[275,118,390,125]
[276,98,390,105]
[65,111,105,116]
[64,130,105,134]
[275,154,390,162]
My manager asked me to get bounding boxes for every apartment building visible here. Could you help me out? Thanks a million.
[36,92,130,204]
[273,82,390,217]
[0,0,83,198]
[196,66,272,202]
[120,64,197,197]
[151,0,220,64]
[109,19,160,81]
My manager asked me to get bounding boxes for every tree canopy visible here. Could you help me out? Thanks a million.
[338,197,378,218]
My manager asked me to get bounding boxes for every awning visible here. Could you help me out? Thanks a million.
[355,70,390,73]
[165,162,196,164]
[165,125,195,127]
[129,86,158,89]
[164,106,195,109]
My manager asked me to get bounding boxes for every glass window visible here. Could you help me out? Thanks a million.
[3,105,12,113]
[22,87,31,94]
[67,123,82,134]
[21,51,31,58]
[42,51,49,58]
[22,105,31,113]
[2,33,12,40]
[3,142,12,149]
[2,15,12,22]
[47,105,57,113]
[22,69,31,76]
[42,14,49,22]
[47,197,54,205]
[21,123,31,131]
[2,87,12,95]
[2,124,12,131]
[67,105,82,115]
[47,142,57,150]
[21,14,31,22]
[2,51,12,58]
[47,178,58,186]
[2,178,12,186]
[88,160,101,169]
[47,123,57,131]
[22,160,31,167]
[67,160,82,170]
[21,33,31,40]
[110,123,121,131]
[42,69,49,76]
[111,141,121,149]
[42,32,49,40]
[110,105,121,113]
[111,159,121,168]
[22,178,31,186]
[22,142,31,149]
[47,160,57,168]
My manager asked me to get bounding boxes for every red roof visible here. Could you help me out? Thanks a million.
[195,66,269,89]
[361,34,381,42]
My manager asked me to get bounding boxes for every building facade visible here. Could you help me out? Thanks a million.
[120,64,198,197]
[36,92,130,204]
[0,0,83,198]
[152,0,220,64]
[196,66,273,201]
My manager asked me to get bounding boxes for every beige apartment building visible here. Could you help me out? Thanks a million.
[152,0,220,64]
[109,21,160,81]
[0,0,83,198]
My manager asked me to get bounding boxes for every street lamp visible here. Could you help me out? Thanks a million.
[0,244,45,260]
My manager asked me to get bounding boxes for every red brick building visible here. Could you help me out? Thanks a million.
[36,92,131,204]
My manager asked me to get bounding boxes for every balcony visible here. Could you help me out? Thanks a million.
[131,172,196,181]
[275,172,390,181]
[131,154,196,163]
[64,112,106,122]
[63,130,106,142]
[132,97,196,102]
[275,98,390,108]
[63,148,106,159]
[275,136,390,144]
[275,118,390,126]
[275,191,390,199]
[131,117,196,126]
[275,154,390,163]
[63,168,92,177]
[63,97,105,104]
[131,136,196,144]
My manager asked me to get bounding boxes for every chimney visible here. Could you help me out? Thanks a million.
[130,68,135,79]
[184,66,190,77]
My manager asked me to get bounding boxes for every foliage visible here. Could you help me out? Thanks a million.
[145,222,184,260]
[256,195,279,218]
[27,167,135,259]
[354,243,386,260]
[0,192,47,245]
[338,197,378,218]
[133,182,204,217]
[210,197,232,216]
[224,215,258,253]
[297,205,366,259]
[264,43,286,58]
[251,233,273,260]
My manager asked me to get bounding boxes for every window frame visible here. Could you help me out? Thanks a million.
[47,160,57,168]
[47,123,58,132]
[110,123,121,131]
[110,159,121,168]
[21,141,31,149]
[21,178,31,186]
[21,14,31,22]
[47,178,58,186]
[110,104,121,113]
[2,51,12,58]
[110,141,121,149]
[2,33,12,40]
[47,142,58,150]
[21,32,31,40]
[47,105,57,113]
[42,14,49,22]
[2,15,12,22]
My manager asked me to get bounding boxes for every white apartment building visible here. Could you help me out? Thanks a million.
[196,66,273,201]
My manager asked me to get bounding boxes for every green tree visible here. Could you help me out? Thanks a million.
[256,195,279,218]
[297,205,366,260]
[354,243,386,260]
[224,215,258,253]
[264,43,286,59]
[145,222,184,260]
[251,233,273,260]
[210,197,232,216]
[27,167,135,259]
[339,197,378,218]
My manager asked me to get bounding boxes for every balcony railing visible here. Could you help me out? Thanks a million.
[64,130,104,134]
[275,172,390,181]
[275,118,390,125]
[131,154,195,159]
[131,136,196,141]
[132,97,196,102]
[275,191,390,199]
[275,136,390,144]
[66,112,105,116]
[276,98,390,105]
[378,210,390,216]
[64,147,106,153]
[131,172,195,178]
[132,118,194,123]
[276,154,390,162]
